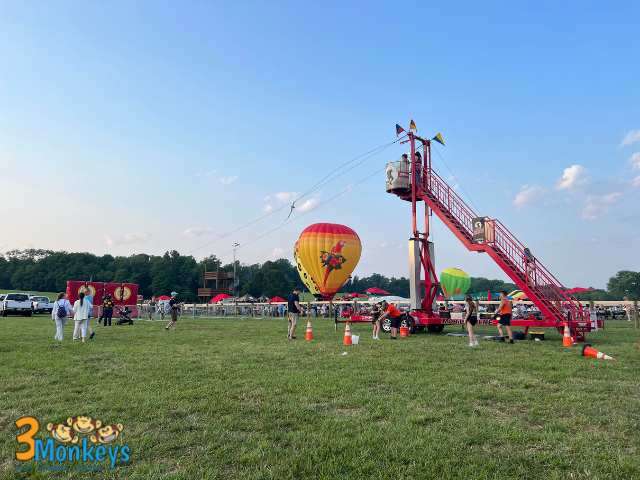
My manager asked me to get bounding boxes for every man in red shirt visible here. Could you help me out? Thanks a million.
[378,301,403,339]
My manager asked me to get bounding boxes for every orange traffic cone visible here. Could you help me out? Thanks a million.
[582,344,615,361]
[343,322,352,346]
[305,320,314,341]
[562,325,573,347]
[399,326,409,337]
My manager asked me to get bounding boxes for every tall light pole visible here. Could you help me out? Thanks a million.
[232,242,240,297]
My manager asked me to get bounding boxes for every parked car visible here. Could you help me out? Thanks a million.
[1,293,33,317]
[30,296,54,314]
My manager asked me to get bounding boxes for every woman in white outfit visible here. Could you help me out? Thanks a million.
[51,292,74,341]
[73,292,92,342]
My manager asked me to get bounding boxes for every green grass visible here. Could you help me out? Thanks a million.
[1,316,639,479]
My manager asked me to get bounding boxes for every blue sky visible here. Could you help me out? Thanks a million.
[1,1,638,288]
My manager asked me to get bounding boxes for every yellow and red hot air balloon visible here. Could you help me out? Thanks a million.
[294,223,362,300]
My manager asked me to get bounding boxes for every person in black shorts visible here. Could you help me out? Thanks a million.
[464,295,479,347]
[165,292,180,330]
[495,290,514,343]
[287,288,301,340]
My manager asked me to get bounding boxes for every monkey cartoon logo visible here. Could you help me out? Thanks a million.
[46,422,79,444]
[91,424,124,444]
[67,416,101,434]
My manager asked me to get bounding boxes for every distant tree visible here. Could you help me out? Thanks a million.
[607,271,640,300]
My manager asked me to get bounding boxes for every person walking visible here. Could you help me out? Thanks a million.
[464,295,479,347]
[72,292,92,342]
[371,302,382,340]
[495,290,514,343]
[51,293,73,342]
[165,292,180,330]
[83,286,96,340]
[101,294,114,326]
[287,288,302,340]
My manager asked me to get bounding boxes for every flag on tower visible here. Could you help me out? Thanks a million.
[409,119,417,131]
[395,124,405,136]
[432,132,446,146]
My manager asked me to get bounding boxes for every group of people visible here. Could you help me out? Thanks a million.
[51,291,97,343]
[50,287,148,342]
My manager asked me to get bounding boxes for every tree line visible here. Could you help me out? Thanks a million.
[0,249,636,301]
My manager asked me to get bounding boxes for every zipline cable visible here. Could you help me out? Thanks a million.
[188,138,401,255]
[214,164,388,262]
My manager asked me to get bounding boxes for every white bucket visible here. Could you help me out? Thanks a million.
[352,334,360,345]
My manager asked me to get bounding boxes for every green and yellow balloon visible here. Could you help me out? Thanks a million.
[440,268,471,298]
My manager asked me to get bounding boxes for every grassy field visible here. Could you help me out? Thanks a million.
[1,316,639,479]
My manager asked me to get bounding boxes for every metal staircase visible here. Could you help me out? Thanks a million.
[417,167,589,333]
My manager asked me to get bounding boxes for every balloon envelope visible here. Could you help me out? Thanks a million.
[440,267,471,298]
[294,223,362,300]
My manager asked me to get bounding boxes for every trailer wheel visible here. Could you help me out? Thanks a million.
[381,318,391,333]
[427,325,444,334]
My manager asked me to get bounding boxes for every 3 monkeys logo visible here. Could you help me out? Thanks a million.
[15,415,130,471]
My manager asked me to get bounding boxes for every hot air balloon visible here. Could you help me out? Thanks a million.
[440,267,471,298]
[294,223,362,300]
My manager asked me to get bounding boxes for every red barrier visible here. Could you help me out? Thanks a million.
[66,280,139,317]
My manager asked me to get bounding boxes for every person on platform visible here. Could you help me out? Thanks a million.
[378,300,403,339]
[464,295,479,347]
[101,294,114,326]
[495,290,514,343]
[51,292,73,342]
[371,302,382,340]
[165,292,180,330]
[72,292,92,342]
[287,288,302,340]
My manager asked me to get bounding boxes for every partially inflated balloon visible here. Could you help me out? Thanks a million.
[440,267,470,298]
[294,223,362,300]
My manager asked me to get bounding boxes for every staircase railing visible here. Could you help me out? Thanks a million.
[421,167,585,325]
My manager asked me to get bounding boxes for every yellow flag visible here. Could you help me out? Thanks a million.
[409,119,417,131]
[432,132,445,146]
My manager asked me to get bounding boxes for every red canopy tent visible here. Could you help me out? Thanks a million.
[344,293,368,299]
[270,296,286,303]
[565,287,594,295]
[156,295,171,301]
[210,293,232,303]
[365,287,391,295]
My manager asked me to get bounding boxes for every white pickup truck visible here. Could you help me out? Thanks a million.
[1,293,33,317]
[30,296,54,314]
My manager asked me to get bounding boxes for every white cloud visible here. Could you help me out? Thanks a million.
[219,176,238,185]
[513,184,544,208]
[104,232,150,246]
[621,130,640,147]
[274,192,298,203]
[557,164,587,190]
[581,192,622,220]
[630,152,640,170]
[196,169,217,178]
[632,176,640,188]
[270,247,284,259]
[183,227,213,237]
[297,198,319,213]
[263,204,274,213]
